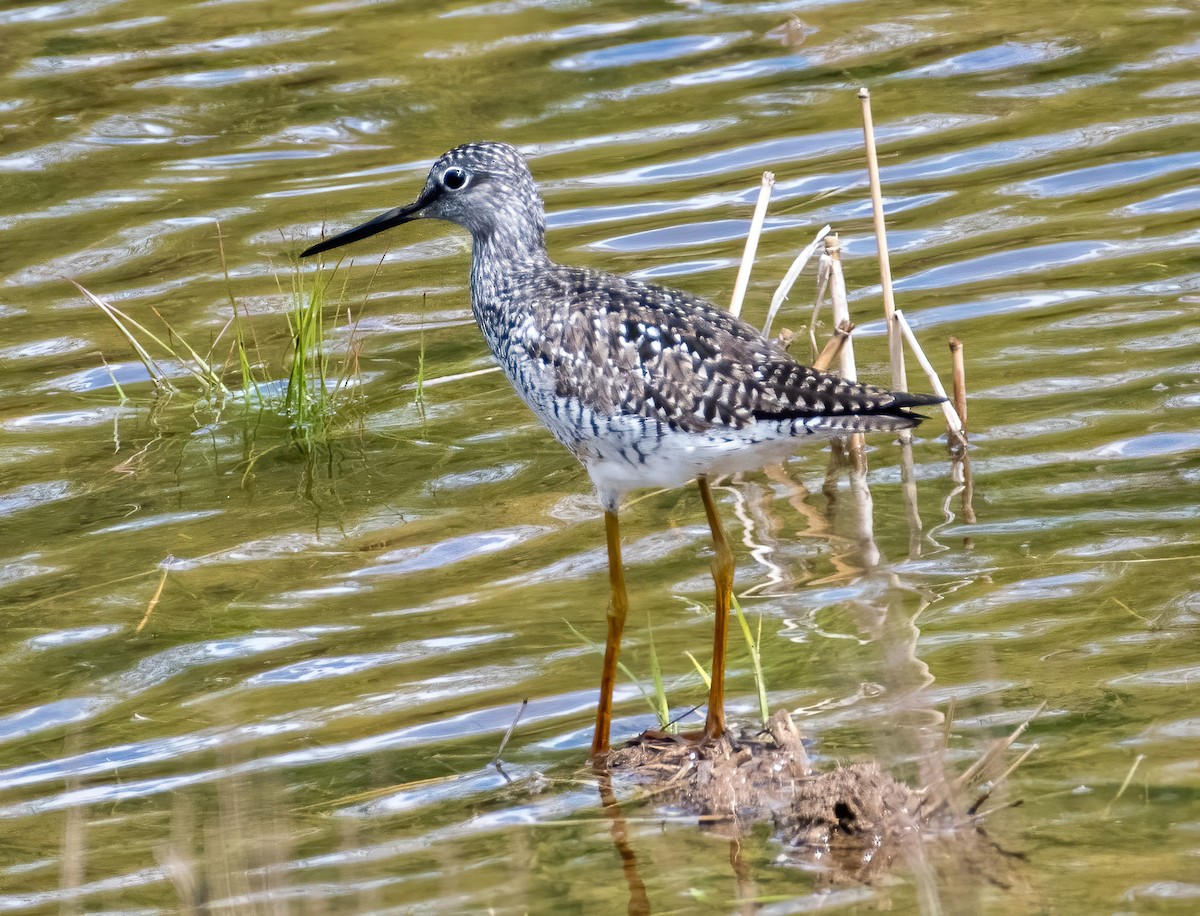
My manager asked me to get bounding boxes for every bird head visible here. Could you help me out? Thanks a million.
[300,141,545,258]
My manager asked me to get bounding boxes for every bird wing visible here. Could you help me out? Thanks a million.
[526,267,938,433]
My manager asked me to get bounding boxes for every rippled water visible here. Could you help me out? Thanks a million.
[2,0,1199,911]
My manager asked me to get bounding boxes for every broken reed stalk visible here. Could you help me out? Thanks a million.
[811,321,853,372]
[946,336,975,525]
[857,87,907,393]
[729,171,775,318]
[820,234,867,463]
[808,240,834,360]
[823,235,858,381]
[810,238,875,554]
[949,337,967,433]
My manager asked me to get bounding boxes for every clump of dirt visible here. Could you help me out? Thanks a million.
[605,710,1013,883]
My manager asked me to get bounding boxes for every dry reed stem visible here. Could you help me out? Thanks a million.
[951,709,1038,792]
[919,703,1044,819]
[857,88,907,393]
[969,743,1040,816]
[858,88,920,548]
[729,171,775,318]
[763,224,831,336]
[894,310,966,443]
[949,336,967,431]
[821,235,868,463]
[811,320,854,372]
[824,234,859,381]
[942,697,957,749]
[808,268,826,360]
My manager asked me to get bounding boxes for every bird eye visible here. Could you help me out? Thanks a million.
[442,166,469,191]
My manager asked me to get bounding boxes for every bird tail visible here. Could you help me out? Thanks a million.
[803,392,946,434]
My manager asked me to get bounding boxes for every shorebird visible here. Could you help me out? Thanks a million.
[301,141,942,758]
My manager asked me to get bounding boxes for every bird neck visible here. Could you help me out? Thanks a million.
[471,204,548,262]
[469,216,549,301]
[467,224,551,362]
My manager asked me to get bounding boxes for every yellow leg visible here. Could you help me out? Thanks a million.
[592,508,630,759]
[697,476,733,740]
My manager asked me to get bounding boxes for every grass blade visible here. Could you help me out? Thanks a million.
[732,593,769,724]
[70,280,177,392]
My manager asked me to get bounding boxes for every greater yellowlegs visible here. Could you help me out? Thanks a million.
[301,141,942,758]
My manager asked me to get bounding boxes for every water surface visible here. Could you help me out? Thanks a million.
[2,0,1199,911]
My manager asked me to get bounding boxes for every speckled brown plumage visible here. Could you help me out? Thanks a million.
[523,267,931,433]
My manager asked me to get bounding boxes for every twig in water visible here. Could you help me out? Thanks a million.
[969,743,1040,816]
[729,172,775,318]
[922,702,1046,818]
[953,703,1046,793]
[492,698,529,768]
[664,703,705,732]
[1102,754,1146,818]
[136,558,172,634]
[942,696,957,750]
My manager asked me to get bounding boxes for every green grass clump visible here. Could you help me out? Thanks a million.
[77,228,366,447]
[279,250,361,443]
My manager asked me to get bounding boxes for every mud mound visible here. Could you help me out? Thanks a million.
[605,710,1007,882]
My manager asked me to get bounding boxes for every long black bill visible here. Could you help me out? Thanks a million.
[300,195,428,258]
